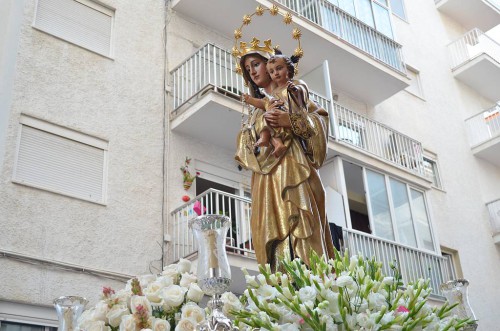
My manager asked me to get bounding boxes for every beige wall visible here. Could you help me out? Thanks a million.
[0,0,166,307]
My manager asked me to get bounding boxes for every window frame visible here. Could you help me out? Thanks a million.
[355,163,438,252]
[32,0,115,58]
[389,0,407,21]
[404,65,425,99]
[423,153,443,189]
[12,114,109,205]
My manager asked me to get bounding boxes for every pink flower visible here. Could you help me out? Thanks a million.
[102,286,115,298]
[397,305,409,313]
[298,318,305,325]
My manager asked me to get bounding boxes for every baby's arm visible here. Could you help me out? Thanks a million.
[242,93,267,110]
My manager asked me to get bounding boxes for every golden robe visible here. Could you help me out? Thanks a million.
[235,81,335,269]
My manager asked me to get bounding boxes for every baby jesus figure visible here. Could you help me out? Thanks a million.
[242,52,307,158]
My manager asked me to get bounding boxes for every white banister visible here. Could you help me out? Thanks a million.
[447,28,500,70]
[167,189,453,296]
[168,189,254,262]
[486,198,500,244]
[170,43,246,110]
[464,104,500,147]
[330,101,426,176]
[342,228,455,296]
[275,0,405,73]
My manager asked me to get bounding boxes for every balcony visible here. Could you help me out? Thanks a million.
[447,28,500,102]
[464,104,500,166]
[486,199,500,244]
[435,0,500,32]
[167,189,455,296]
[329,101,427,179]
[170,44,245,151]
[170,44,332,150]
[171,0,409,105]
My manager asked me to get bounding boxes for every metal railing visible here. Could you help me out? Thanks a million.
[331,101,425,176]
[171,43,246,110]
[167,193,453,295]
[168,189,254,262]
[464,104,500,147]
[486,198,500,237]
[342,228,455,296]
[276,0,405,72]
[447,28,500,70]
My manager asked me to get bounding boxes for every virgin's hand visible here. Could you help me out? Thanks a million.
[264,109,292,128]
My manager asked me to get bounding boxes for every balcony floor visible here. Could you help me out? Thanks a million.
[453,53,500,102]
[436,0,500,32]
[472,133,500,167]
[171,88,242,151]
[171,0,409,105]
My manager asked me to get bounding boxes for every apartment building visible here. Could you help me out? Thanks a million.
[0,0,499,329]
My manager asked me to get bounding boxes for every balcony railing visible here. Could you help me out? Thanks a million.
[331,102,426,176]
[168,189,253,262]
[168,190,453,296]
[448,28,500,70]
[343,228,455,297]
[465,104,500,147]
[486,198,500,244]
[171,43,245,110]
[171,45,423,176]
[276,0,405,73]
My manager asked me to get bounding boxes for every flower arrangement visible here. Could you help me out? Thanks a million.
[76,259,238,331]
[180,157,199,190]
[233,250,475,331]
[76,251,475,331]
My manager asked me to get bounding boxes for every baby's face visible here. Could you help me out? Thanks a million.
[267,58,289,86]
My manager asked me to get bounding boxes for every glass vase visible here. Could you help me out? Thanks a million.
[53,296,88,331]
[189,214,236,331]
[440,279,477,330]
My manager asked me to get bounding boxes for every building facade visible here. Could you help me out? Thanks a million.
[0,0,499,329]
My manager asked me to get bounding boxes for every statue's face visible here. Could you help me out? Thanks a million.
[244,55,271,88]
[267,57,289,86]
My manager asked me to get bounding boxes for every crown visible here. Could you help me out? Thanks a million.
[231,38,276,59]
[232,5,303,75]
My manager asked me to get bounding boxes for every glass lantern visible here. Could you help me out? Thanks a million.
[53,296,88,331]
[440,279,478,330]
[189,214,237,331]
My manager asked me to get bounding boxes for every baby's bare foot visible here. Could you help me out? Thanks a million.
[255,138,270,148]
[273,144,287,158]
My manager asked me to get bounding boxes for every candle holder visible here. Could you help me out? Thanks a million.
[53,296,88,331]
[440,279,478,330]
[189,214,237,331]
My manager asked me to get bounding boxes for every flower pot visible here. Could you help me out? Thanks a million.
[183,180,193,190]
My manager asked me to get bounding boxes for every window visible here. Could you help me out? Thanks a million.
[343,160,437,251]
[372,2,393,38]
[389,0,406,20]
[33,0,114,57]
[0,322,55,331]
[410,189,435,250]
[13,115,108,204]
[405,66,424,98]
[323,0,394,38]
[423,156,442,188]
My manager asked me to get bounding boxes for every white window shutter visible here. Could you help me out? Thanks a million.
[14,125,106,203]
[34,0,113,56]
